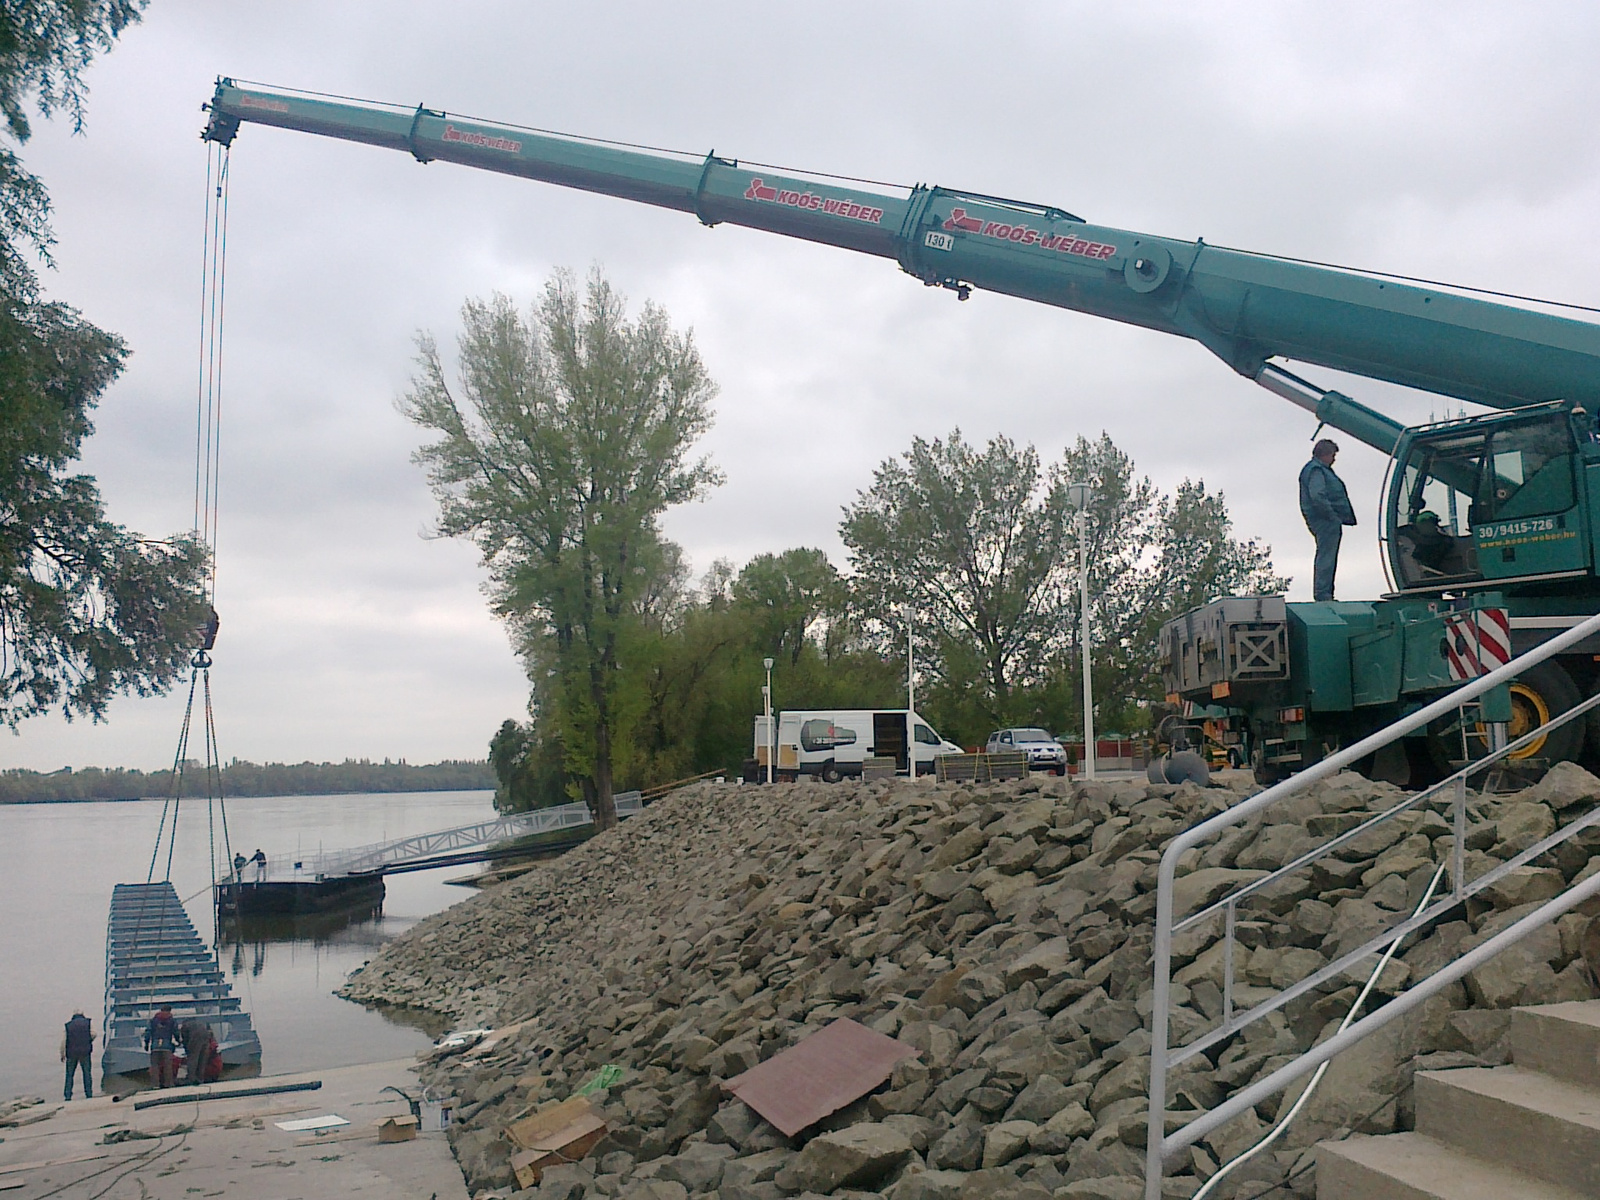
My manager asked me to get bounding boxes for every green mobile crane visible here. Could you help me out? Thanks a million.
[202,80,1600,783]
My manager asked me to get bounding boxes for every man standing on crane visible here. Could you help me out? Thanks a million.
[1299,438,1357,601]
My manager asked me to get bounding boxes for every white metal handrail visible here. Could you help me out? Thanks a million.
[1144,609,1600,1199]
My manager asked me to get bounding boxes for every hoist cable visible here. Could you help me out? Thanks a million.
[152,140,234,914]
[194,143,230,602]
[147,667,200,884]
[192,146,211,540]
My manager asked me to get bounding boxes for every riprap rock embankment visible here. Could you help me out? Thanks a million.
[341,766,1600,1199]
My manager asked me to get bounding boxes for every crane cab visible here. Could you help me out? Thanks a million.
[1385,403,1598,595]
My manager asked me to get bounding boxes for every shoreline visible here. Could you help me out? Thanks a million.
[0,1059,468,1198]
[0,786,497,806]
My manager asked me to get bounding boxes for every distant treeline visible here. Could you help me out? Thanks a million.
[0,758,496,804]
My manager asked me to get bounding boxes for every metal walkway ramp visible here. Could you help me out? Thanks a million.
[297,791,643,878]
[104,882,261,1076]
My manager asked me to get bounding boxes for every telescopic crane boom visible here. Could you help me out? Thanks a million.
[204,78,1600,787]
[202,79,1600,459]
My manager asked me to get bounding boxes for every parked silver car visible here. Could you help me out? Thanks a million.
[985,727,1068,774]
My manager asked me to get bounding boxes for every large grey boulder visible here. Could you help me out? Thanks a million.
[980,1119,1036,1167]
[653,1143,736,1193]
[774,1123,915,1193]
[1028,1102,1094,1153]
[1171,868,1268,917]
[1522,761,1600,812]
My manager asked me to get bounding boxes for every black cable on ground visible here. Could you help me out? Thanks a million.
[26,1123,189,1200]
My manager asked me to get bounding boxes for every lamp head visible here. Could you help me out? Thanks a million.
[1067,482,1094,511]
[762,657,774,671]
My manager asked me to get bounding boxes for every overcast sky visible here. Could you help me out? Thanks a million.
[8,1,1600,772]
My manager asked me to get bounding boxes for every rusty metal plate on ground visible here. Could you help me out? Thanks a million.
[722,1017,917,1137]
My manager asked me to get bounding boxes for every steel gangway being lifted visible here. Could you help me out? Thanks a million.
[103,882,261,1076]
[101,145,259,1080]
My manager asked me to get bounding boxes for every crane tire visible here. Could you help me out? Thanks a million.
[1507,661,1583,764]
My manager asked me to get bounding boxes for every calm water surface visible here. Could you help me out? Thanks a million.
[1,789,497,1101]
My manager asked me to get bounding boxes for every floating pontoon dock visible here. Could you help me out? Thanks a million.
[104,882,262,1076]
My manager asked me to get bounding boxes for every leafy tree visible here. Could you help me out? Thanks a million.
[730,547,844,666]
[488,718,535,811]
[403,271,721,828]
[1,2,148,294]
[622,554,904,784]
[841,430,1074,720]
[1058,435,1287,725]
[1,0,212,730]
[843,430,1286,746]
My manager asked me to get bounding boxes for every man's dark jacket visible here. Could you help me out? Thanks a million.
[65,1015,93,1057]
[144,1012,179,1051]
[1299,458,1357,528]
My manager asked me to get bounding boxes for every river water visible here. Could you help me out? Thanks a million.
[0,789,497,1102]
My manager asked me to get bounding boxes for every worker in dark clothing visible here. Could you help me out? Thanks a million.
[251,848,267,881]
[61,1010,94,1100]
[1299,438,1357,601]
[144,1005,180,1088]
[180,1017,212,1086]
[1409,510,1454,574]
[233,851,247,879]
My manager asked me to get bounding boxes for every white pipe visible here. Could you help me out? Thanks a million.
[1190,864,1446,1199]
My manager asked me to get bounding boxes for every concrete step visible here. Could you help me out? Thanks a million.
[1414,1065,1600,1196]
[1317,1131,1587,1200]
[1511,1000,1600,1091]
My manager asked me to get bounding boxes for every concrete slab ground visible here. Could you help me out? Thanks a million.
[0,1059,468,1199]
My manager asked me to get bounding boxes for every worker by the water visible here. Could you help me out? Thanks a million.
[180,1016,212,1086]
[251,848,267,881]
[60,1009,94,1100]
[1298,438,1357,601]
[233,850,247,879]
[144,1005,180,1088]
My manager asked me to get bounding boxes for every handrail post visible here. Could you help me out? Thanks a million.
[1223,899,1237,1027]
[1146,846,1178,1200]
[1452,775,1467,901]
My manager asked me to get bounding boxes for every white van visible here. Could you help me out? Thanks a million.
[750,708,962,782]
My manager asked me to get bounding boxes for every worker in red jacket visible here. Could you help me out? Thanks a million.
[143,1006,180,1088]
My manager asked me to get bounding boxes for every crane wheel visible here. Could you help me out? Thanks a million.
[820,761,842,784]
[1504,661,1582,763]
[1430,659,1583,772]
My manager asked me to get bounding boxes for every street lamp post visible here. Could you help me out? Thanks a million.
[1067,483,1096,780]
[905,606,915,714]
[762,657,775,785]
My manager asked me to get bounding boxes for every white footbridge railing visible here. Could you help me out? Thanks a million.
[1145,610,1600,1199]
[299,791,643,878]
